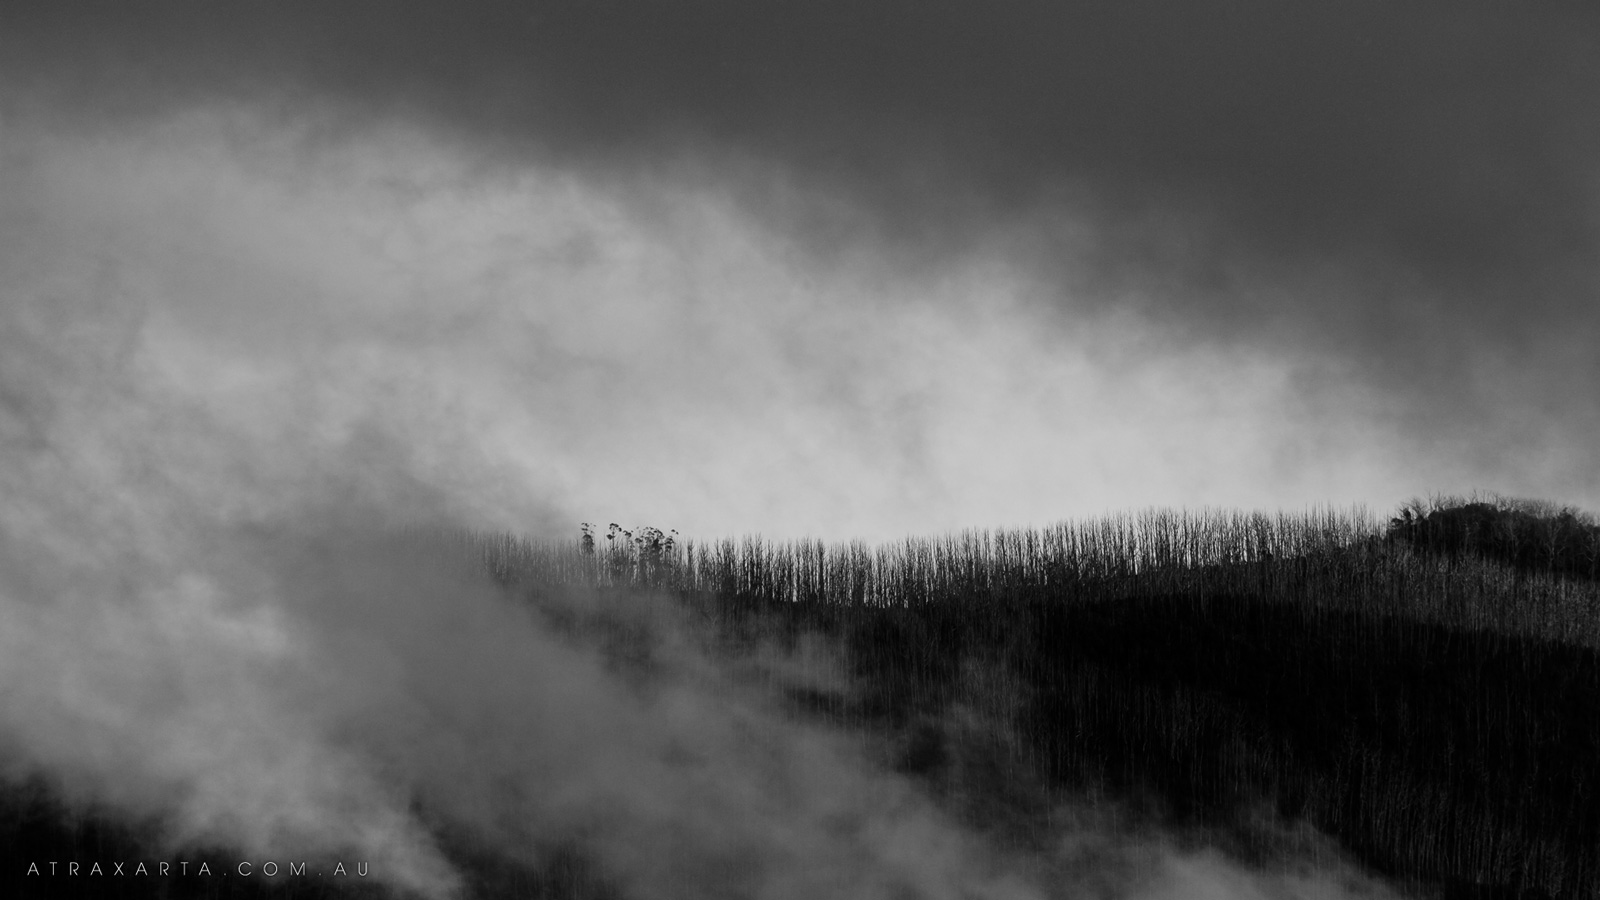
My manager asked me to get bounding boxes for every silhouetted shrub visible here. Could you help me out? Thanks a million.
[1388,495,1600,581]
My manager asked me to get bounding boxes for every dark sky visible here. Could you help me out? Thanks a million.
[13,2,1596,283]
[3,1,1598,535]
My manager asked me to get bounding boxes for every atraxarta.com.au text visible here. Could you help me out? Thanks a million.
[24,860,369,878]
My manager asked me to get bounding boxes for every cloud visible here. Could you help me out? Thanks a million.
[0,493,1410,899]
[0,316,1404,898]
[0,8,1560,898]
[0,185,1402,892]
[6,2,1597,302]
[5,0,1596,512]
[0,93,1404,900]
[7,107,1451,543]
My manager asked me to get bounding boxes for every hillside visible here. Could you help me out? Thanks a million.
[6,500,1600,899]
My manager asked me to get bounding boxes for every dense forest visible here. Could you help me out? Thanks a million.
[6,496,1600,899]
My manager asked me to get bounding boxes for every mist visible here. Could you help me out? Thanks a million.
[3,5,1589,895]
[0,482,1405,899]
[0,109,1414,900]
[0,212,1402,894]
[4,1,1597,513]
[0,108,1465,546]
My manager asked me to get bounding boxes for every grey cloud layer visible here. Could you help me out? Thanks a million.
[7,2,1595,279]
[0,158,1403,893]
[5,0,1597,500]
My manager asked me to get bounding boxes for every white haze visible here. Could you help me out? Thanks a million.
[0,106,1412,898]
[0,106,1437,545]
